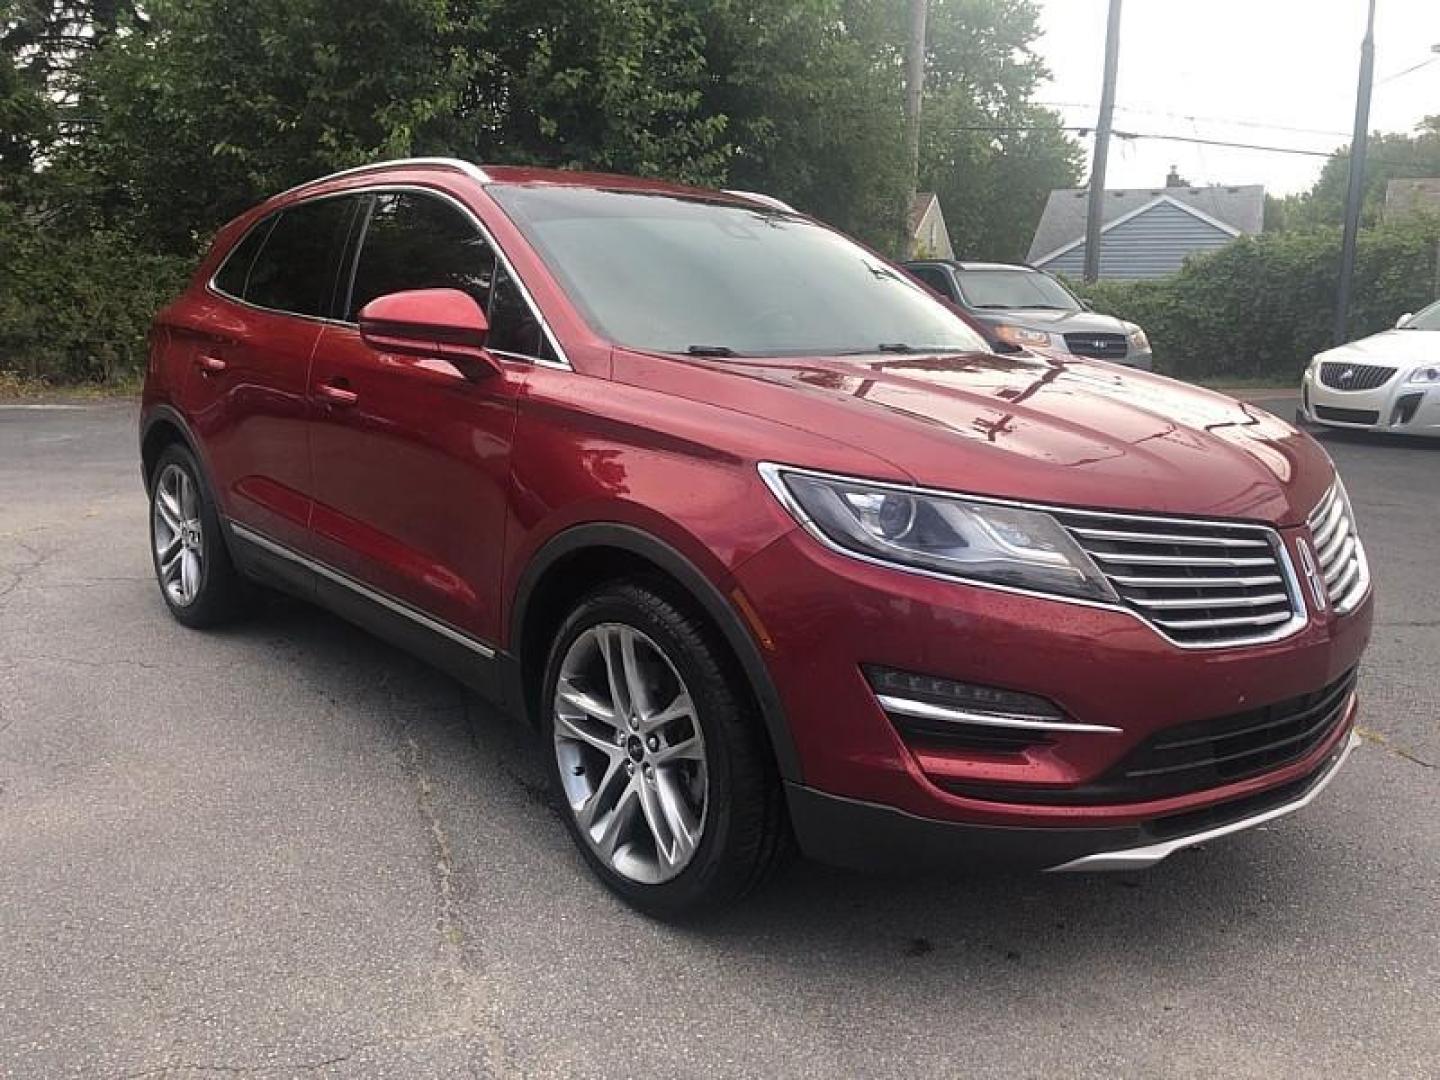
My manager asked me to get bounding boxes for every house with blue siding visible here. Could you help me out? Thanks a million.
[1027,181,1264,280]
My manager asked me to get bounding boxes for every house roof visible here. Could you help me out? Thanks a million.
[909,192,939,235]
[1027,184,1265,264]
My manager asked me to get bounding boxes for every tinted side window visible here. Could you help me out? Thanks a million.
[348,193,496,319]
[910,266,955,301]
[487,263,555,360]
[245,197,357,317]
[213,215,277,299]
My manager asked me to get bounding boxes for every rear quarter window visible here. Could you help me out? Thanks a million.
[212,215,277,300]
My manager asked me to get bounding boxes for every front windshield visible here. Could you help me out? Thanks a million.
[489,186,989,357]
[955,269,1082,312]
[1404,299,1440,330]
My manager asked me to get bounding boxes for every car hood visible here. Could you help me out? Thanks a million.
[643,349,1333,526]
[1319,328,1439,366]
[967,308,1134,335]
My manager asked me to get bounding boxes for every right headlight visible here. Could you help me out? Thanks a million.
[759,465,1117,602]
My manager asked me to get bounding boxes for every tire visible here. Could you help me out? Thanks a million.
[542,579,790,917]
[148,443,249,628]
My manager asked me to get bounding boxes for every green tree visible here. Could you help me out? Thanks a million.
[918,0,1082,261]
[465,0,729,184]
[694,0,910,250]
[1284,116,1440,230]
[61,0,473,251]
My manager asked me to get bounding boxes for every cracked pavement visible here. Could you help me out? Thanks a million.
[1,397,1437,1078]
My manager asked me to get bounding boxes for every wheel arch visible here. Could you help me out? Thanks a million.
[510,523,802,783]
[139,406,204,493]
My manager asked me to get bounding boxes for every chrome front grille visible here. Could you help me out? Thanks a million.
[1063,332,1129,360]
[1055,510,1304,648]
[1307,482,1369,614]
[1318,361,1396,391]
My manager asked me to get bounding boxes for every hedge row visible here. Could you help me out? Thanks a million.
[1072,218,1440,382]
[0,209,192,385]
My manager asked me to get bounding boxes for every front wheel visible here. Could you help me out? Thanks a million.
[542,581,789,917]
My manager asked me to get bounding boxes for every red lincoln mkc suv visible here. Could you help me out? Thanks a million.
[141,158,1373,915]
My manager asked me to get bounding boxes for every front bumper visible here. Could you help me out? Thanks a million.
[734,525,1372,868]
[785,728,1359,872]
[1301,367,1440,436]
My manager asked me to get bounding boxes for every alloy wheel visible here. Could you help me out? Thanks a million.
[152,463,204,606]
[553,623,709,884]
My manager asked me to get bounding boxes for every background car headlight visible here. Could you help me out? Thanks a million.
[1127,327,1150,352]
[993,324,1053,349]
[760,466,1117,602]
[1406,366,1440,385]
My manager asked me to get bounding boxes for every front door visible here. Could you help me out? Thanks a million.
[306,190,533,646]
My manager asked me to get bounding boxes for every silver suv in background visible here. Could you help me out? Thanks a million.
[905,260,1154,370]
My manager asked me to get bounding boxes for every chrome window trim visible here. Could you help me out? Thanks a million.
[206,183,571,370]
[229,522,498,660]
[875,694,1122,735]
[1047,729,1360,872]
[758,461,1312,652]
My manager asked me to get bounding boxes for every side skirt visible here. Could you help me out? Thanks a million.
[225,521,517,712]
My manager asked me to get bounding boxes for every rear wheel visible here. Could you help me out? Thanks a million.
[543,580,788,916]
[148,444,248,628]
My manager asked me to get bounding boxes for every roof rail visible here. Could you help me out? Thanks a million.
[723,189,798,213]
[279,157,491,199]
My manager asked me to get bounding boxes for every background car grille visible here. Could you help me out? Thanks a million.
[942,669,1357,805]
[1318,361,1395,391]
[1307,483,1368,614]
[1063,332,1129,360]
[1314,404,1381,425]
[1054,510,1301,647]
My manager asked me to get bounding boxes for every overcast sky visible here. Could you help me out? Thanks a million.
[1034,0,1440,195]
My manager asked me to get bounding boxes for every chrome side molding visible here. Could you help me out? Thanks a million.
[228,521,497,659]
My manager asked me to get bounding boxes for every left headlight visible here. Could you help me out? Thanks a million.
[993,324,1053,350]
[1406,365,1440,385]
[759,465,1117,602]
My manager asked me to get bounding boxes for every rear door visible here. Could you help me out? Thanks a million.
[181,195,362,551]
[306,190,545,645]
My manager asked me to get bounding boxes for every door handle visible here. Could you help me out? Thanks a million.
[195,353,227,374]
[316,380,359,407]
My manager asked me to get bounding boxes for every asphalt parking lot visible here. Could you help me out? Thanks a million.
[1,396,1436,1078]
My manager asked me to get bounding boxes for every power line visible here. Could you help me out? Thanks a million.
[956,124,1430,169]
[1375,55,1439,86]
[1036,101,1351,139]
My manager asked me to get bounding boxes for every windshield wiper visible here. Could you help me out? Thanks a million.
[686,345,738,357]
[875,343,968,354]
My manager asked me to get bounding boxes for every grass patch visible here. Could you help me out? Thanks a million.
[0,371,144,400]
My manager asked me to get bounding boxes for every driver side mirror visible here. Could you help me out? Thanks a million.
[1396,312,1413,329]
[358,288,500,380]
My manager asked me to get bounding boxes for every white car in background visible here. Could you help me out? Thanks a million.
[1301,300,1440,437]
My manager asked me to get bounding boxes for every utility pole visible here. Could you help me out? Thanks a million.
[900,0,928,258]
[1335,0,1378,345]
[1083,0,1123,284]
